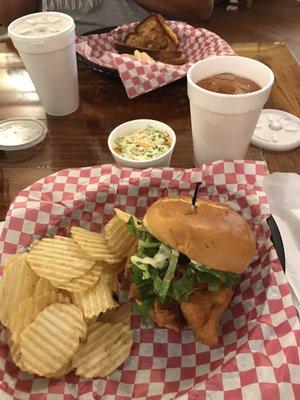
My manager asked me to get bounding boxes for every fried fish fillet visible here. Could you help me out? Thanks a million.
[180,288,233,346]
[150,299,186,332]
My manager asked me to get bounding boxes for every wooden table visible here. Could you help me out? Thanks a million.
[0,41,299,221]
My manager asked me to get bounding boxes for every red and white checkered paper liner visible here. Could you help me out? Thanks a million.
[76,21,235,98]
[1,160,300,400]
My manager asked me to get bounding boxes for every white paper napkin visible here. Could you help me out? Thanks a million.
[263,173,300,313]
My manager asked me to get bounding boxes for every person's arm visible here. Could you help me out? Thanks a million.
[0,0,39,27]
[134,0,213,23]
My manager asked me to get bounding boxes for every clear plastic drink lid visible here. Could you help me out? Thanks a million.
[8,12,74,40]
[251,109,300,151]
[0,119,47,151]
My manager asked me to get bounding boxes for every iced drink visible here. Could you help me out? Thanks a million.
[187,56,274,165]
[8,12,79,116]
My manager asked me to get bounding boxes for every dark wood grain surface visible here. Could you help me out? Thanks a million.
[207,0,300,60]
[0,40,299,221]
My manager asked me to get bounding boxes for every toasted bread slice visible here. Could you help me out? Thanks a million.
[124,14,179,51]
[114,42,186,65]
[156,14,179,47]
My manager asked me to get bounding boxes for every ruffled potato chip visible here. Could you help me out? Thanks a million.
[72,321,133,378]
[0,253,39,328]
[3,254,19,272]
[20,303,87,377]
[50,262,103,292]
[10,290,60,344]
[71,227,122,264]
[34,277,58,298]
[70,272,118,319]
[27,236,95,285]
[104,215,137,259]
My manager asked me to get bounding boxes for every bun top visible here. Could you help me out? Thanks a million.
[143,197,256,274]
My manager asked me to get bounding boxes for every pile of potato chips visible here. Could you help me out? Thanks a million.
[0,211,137,379]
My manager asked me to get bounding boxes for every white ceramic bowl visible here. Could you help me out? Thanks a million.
[108,119,176,169]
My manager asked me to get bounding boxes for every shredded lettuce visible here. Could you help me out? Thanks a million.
[131,263,153,299]
[134,298,155,324]
[126,216,160,245]
[189,260,241,289]
[168,269,195,302]
[126,216,241,319]
[126,216,145,236]
[159,249,179,300]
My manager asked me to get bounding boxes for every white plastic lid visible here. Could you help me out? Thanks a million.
[251,109,300,151]
[8,12,75,54]
[8,12,73,40]
[0,119,47,151]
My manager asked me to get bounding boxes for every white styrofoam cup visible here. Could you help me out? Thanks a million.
[8,12,79,116]
[187,56,274,165]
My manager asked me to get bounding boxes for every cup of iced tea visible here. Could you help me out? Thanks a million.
[187,56,274,165]
[8,12,79,116]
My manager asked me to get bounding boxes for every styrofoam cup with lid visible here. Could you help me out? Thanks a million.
[8,12,79,116]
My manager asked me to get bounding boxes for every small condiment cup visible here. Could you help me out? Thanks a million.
[108,119,176,169]
[0,118,47,162]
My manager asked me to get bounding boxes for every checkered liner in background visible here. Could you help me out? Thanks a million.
[76,21,235,98]
[0,160,300,400]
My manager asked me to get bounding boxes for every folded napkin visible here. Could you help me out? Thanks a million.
[263,173,300,312]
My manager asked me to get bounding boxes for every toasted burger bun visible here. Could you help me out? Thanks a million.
[143,196,256,274]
